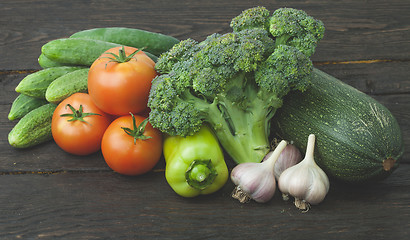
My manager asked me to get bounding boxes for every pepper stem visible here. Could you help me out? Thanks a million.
[185,159,218,190]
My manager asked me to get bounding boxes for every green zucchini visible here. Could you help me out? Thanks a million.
[69,27,179,56]
[45,68,89,103]
[272,68,404,183]
[8,94,48,121]
[8,103,57,148]
[41,38,158,66]
[15,66,84,98]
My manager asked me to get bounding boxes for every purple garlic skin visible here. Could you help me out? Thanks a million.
[231,162,276,203]
[263,143,302,180]
[230,140,288,203]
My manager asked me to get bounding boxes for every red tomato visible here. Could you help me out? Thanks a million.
[51,93,112,155]
[101,114,162,175]
[88,46,158,116]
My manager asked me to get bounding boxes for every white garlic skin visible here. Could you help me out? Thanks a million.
[231,162,276,203]
[278,134,329,205]
[278,160,329,204]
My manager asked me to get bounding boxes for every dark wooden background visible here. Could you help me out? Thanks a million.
[1,0,409,239]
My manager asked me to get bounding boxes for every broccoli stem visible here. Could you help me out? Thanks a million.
[205,94,271,164]
[179,76,275,164]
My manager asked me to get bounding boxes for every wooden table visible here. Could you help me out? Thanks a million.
[1,0,409,239]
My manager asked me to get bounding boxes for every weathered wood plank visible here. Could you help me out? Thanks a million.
[0,164,409,239]
[0,1,409,239]
[2,97,408,172]
[2,61,408,103]
[0,0,409,70]
[2,62,408,106]
[316,61,410,95]
[1,62,409,173]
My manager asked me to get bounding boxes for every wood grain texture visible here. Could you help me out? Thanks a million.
[316,62,410,95]
[2,63,408,170]
[1,0,410,70]
[0,0,409,239]
[0,165,409,239]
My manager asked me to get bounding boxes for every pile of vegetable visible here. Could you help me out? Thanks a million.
[7,6,404,211]
[8,28,177,175]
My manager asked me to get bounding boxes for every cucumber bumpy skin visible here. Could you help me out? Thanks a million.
[15,66,84,99]
[69,27,180,57]
[38,53,78,68]
[41,38,158,67]
[45,68,89,103]
[41,38,121,66]
[8,103,57,148]
[8,94,48,121]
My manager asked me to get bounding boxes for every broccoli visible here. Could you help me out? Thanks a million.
[230,6,271,32]
[231,7,325,57]
[148,7,324,164]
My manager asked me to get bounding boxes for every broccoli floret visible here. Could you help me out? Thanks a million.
[230,7,325,57]
[230,6,270,32]
[267,7,325,57]
[148,7,319,164]
[255,44,312,97]
[155,38,200,74]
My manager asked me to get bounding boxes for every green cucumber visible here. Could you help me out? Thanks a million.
[45,68,89,103]
[38,53,74,68]
[272,68,404,183]
[15,66,84,98]
[41,38,158,66]
[42,38,121,66]
[144,52,158,63]
[8,94,48,121]
[69,27,179,56]
[8,103,57,148]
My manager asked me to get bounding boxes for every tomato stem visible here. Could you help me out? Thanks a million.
[121,113,152,144]
[102,46,146,67]
[60,104,101,123]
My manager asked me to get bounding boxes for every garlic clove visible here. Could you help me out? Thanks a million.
[303,166,329,204]
[231,140,288,203]
[271,143,302,179]
[278,134,330,210]
[278,160,310,198]
[231,161,277,203]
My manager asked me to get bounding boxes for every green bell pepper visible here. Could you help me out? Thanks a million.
[163,125,229,197]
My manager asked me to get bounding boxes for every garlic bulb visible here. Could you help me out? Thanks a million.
[231,140,287,203]
[278,134,329,211]
[269,143,302,179]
